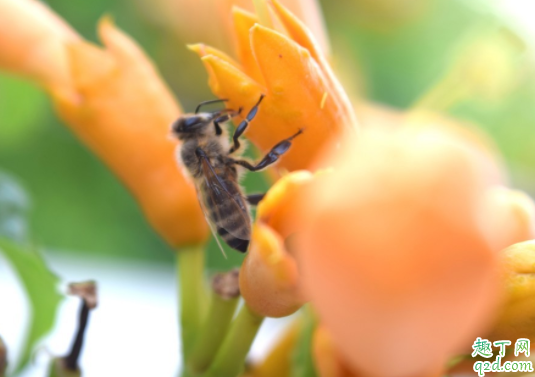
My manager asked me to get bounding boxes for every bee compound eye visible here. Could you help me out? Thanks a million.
[184,117,201,129]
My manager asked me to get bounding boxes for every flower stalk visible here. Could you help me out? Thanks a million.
[47,281,97,377]
[63,281,97,372]
[188,270,241,375]
[63,301,90,370]
[178,245,207,361]
[202,305,264,377]
[0,336,6,377]
[410,73,470,112]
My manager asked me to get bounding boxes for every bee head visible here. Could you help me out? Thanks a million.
[171,113,213,140]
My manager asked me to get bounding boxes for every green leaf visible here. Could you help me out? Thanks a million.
[0,238,63,373]
[0,171,30,243]
[0,74,47,150]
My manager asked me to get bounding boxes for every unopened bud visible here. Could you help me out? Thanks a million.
[240,223,304,318]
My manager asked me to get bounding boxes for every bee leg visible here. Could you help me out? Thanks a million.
[213,120,223,136]
[232,128,303,171]
[246,193,266,206]
[229,94,265,154]
[213,109,242,136]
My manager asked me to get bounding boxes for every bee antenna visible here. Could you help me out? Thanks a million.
[195,98,229,114]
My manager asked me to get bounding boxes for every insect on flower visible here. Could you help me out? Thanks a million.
[171,95,303,253]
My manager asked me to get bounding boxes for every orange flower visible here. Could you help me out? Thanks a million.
[191,0,357,172]
[0,1,208,248]
[53,19,208,248]
[294,127,507,377]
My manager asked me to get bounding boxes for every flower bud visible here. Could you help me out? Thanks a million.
[240,223,303,317]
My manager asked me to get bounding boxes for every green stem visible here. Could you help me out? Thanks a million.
[446,354,470,369]
[177,245,207,362]
[188,293,240,374]
[46,359,80,377]
[410,72,470,113]
[0,336,6,377]
[292,306,319,377]
[202,305,264,377]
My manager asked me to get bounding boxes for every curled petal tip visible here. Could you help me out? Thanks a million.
[200,54,263,104]
[65,41,115,91]
[257,170,315,238]
[97,14,119,44]
[98,14,115,30]
[187,43,204,53]
[231,5,256,18]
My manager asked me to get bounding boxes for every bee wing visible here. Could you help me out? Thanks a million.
[194,184,228,258]
[198,155,251,241]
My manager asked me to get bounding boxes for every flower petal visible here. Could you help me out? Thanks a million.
[257,170,314,239]
[248,24,354,170]
[231,7,265,85]
[188,43,240,70]
[483,186,535,251]
[269,0,356,128]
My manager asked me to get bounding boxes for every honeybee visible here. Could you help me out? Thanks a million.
[171,95,302,253]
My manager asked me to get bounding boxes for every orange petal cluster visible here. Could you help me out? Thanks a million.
[192,0,357,172]
[295,127,508,377]
[0,0,208,248]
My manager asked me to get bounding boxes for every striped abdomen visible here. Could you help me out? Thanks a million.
[199,169,251,253]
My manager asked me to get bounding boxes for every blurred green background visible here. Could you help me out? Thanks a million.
[1,0,534,269]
